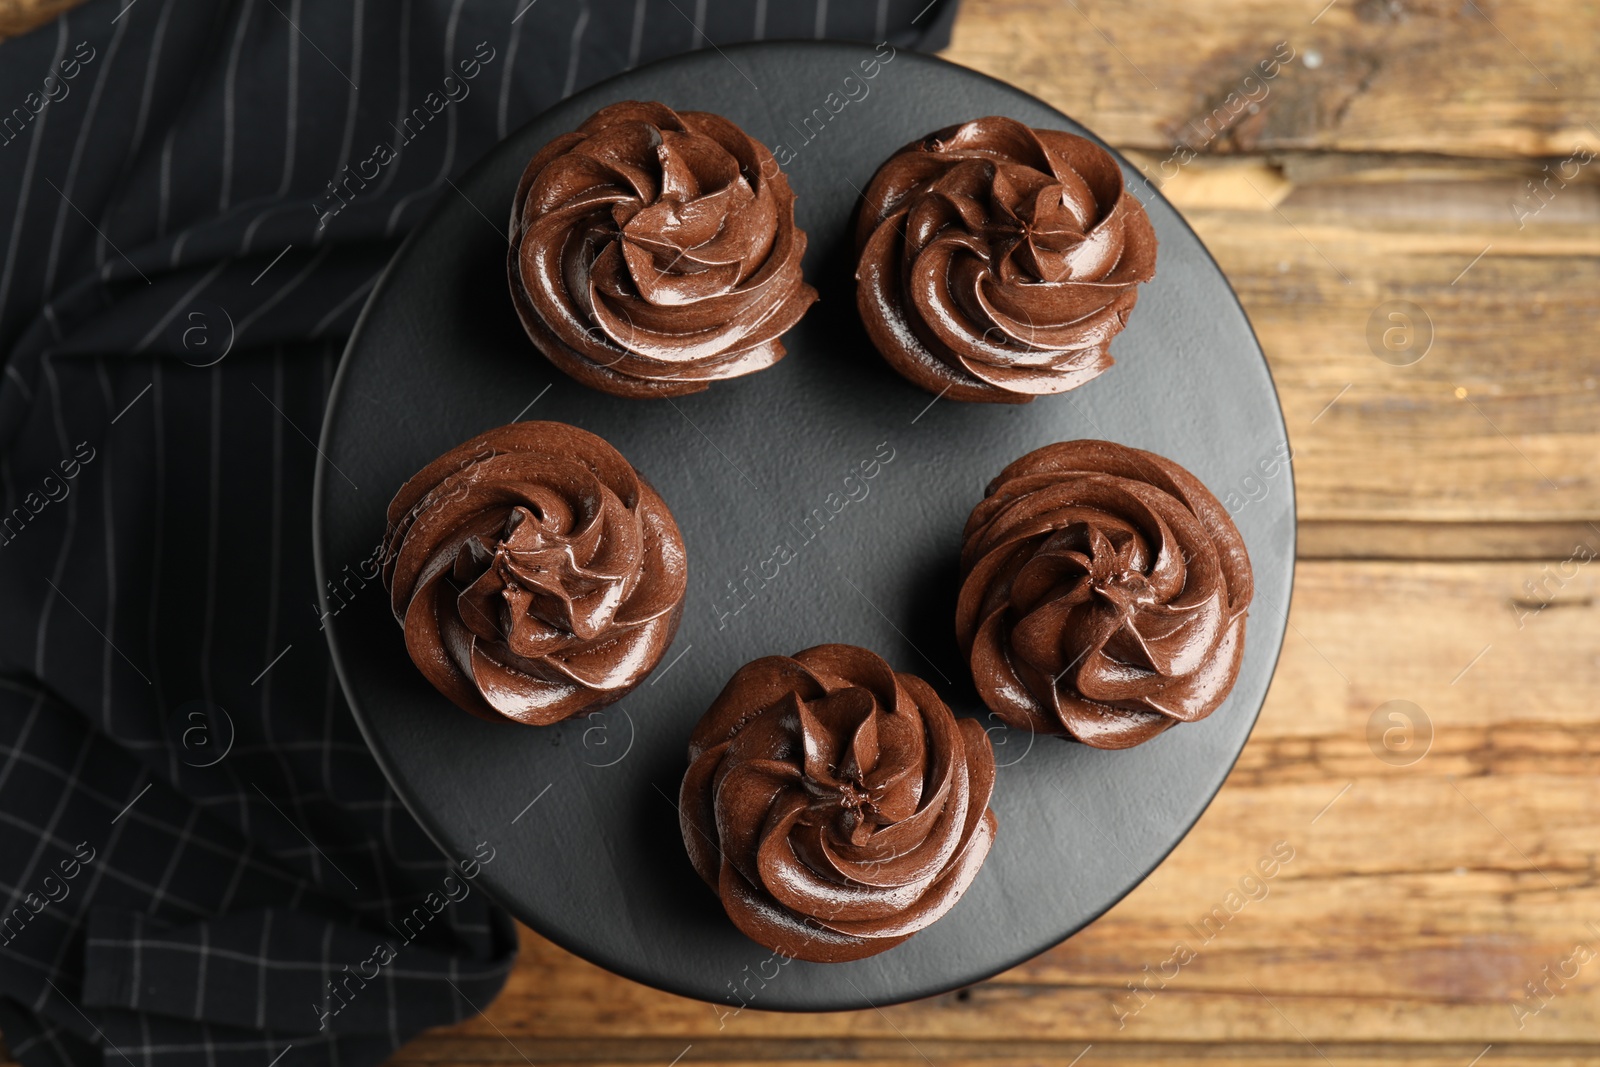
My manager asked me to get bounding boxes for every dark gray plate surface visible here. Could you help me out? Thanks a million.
[315,41,1295,1011]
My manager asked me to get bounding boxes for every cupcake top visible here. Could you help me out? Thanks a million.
[382,421,687,725]
[509,101,818,398]
[957,440,1251,748]
[679,644,997,963]
[855,116,1157,404]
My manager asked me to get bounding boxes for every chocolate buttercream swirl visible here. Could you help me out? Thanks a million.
[855,116,1157,403]
[957,441,1252,749]
[509,100,818,398]
[679,645,997,962]
[382,421,687,725]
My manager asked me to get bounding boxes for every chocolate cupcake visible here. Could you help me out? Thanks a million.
[957,441,1252,748]
[855,117,1157,403]
[679,645,997,963]
[509,101,818,398]
[382,421,687,725]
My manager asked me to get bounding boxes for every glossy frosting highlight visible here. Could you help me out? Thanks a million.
[855,116,1157,403]
[509,100,818,398]
[679,645,997,962]
[382,421,687,725]
[957,440,1252,748]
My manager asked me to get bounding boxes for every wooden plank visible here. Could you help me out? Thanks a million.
[1137,160,1600,525]
[390,560,1600,1058]
[1298,520,1600,560]
[941,0,1600,160]
[387,1043,1600,1066]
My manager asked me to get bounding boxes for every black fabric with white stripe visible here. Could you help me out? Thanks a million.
[0,1,959,1064]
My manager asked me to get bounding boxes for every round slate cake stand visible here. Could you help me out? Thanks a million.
[314,40,1295,1011]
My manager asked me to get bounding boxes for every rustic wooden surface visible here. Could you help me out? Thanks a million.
[391,2,1600,1064]
[3,0,1599,1064]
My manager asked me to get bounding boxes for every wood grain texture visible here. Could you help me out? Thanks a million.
[940,0,1600,160]
[1298,520,1600,560]
[1142,157,1600,525]
[388,1049,1600,1067]
[388,1045,1600,1067]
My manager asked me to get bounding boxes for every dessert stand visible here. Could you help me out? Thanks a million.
[314,40,1294,1010]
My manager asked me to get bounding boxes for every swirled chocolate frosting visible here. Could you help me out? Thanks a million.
[382,421,687,725]
[508,101,818,398]
[855,116,1157,403]
[957,441,1252,749]
[679,645,997,962]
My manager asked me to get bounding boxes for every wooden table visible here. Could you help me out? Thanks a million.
[396,3,1600,1064]
[5,0,1598,1064]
